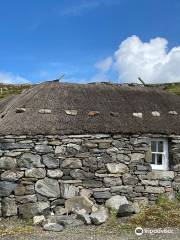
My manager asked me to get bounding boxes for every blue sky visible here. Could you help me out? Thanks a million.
[1,0,180,84]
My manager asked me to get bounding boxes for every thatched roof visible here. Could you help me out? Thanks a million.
[0,81,180,136]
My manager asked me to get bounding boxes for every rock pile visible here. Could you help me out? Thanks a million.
[31,195,137,232]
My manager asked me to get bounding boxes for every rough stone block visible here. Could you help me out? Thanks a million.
[61,158,82,169]
[25,168,46,179]
[60,183,79,199]
[35,178,60,198]
[2,197,17,217]
[47,169,63,179]
[146,170,175,181]
[145,186,164,194]
[0,181,17,197]
[0,157,17,170]
[106,163,129,174]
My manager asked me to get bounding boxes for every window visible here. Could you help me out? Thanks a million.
[150,139,169,170]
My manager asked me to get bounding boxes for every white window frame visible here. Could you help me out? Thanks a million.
[150,138,169,170]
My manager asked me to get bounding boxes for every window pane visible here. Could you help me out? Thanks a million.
[157,154,162,165]
[158,141,163,152]
[151,141,156,152]
[151,153,156,164]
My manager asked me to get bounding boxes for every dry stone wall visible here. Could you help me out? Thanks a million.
[0,134,179,218]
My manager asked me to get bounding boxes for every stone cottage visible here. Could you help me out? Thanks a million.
[0,80,180,218]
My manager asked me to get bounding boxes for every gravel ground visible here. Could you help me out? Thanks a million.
[0,218,179,240]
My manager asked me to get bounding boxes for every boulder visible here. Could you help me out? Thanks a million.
[4,151,22,157]
[130,153,144,162]
[54,206,67,215]
[25,168,46,179]
[16,194,37,203]
[19,202,50,219]
[0,142,33,150]
[70,169,94,180]
[141,180,159,186]
[67,143,80,151]
[103,177,122,187]
[43,223,64,232]
[0,157,16,170]
[61,158,82,169]
[51,199,65,208]
[2,197,17,217]
[106,163,129,174]
[18,153,43,168]
[0,181,17,197]
[35,145,53,153]
[83,180,103,188]
[35,178,60,198]
[90,206,108,225]
[116,154,130,162]
[0,202,2,217]
[1,171,24,181]
[60,184,79,199]
[122,173,138,185]
[145,186,164,194]
[65,196,93,214]
[93,191,111,199]
[15,183,34,196]
[173,164,180,171]
[33,215,45,225]
[53,215,74,226]
[47,169,63,179]
[105,195,128,211]
[42,155,59,169]
[117,204,135,217]
[110,185,133,193]
[146,170,175,181]
[174,175,180,183]
[76,210,91,225]
[106,147,119,155]
[55,145,66,155]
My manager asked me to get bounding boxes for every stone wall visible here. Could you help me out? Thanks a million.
[0,134,179,218]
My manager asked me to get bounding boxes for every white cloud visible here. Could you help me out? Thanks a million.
[0,71,29,84]
[95,57,113,72]
[61,0,122,16]
[96,35,180,83]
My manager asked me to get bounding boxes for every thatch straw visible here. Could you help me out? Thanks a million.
[0,81,180,136]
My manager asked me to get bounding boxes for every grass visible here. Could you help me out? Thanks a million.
[161,82,180,95]
[130,195,180,228]
[0,83,31,99]
[95,196,180,236]
[0,225,33,238]
[95,209,133,235]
